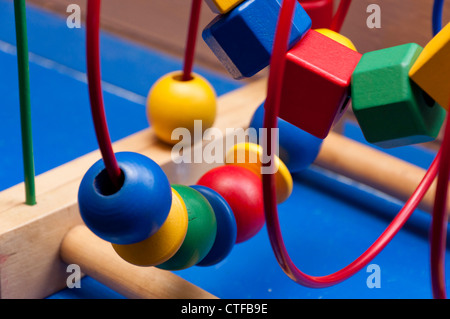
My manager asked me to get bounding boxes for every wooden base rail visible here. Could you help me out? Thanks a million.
[0,78,446,298]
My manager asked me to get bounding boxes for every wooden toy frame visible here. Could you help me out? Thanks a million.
[0,76,447,299]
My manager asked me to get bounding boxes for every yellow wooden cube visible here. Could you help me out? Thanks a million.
[204,0,245,14]
[409,22,450,110]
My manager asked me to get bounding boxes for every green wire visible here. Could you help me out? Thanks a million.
[14,0,36,206]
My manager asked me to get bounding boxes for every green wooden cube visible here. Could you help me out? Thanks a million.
[351,43,445,148]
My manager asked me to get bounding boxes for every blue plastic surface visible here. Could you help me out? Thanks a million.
[0,1,449,299]
[202,0,311,79]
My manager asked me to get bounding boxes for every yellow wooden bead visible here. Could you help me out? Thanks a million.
[315,28,358,51]
[204,0,245,14]
[147,71,217,145]
[409,22,450,110]
[225,142,293,204]
[111,188,189,267]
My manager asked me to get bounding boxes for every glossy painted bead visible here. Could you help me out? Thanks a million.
[278,29,362,139]
[111,188,188,267]
[225,142,293,204]
[202,0,311,79]
[409,22,450,110]
[78,152,172,245]
[157,185,217,271]
[190,185,237,267]
[298,0,334,29]
[147,71,217,145]
[249,102,322,173]
[315,28,357,51]
[204,0,245,14]
[197,165,264,244]
[352,43,446,148]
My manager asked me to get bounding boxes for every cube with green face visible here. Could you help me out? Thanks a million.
[351,43,445,148]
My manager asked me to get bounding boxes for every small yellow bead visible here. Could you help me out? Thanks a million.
[204,0,245,14]
[111,188,189,267]
[409,22,450,110]
[315,28,358,51]
[147,71,217,145]
[225,142,293,204]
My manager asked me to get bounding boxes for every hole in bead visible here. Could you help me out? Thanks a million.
[173,74,194,82]
[94,169,125,196]
[421,90,436,108]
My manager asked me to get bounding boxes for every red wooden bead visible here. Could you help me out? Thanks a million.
[298,0,334,29]
[277,29,362,139]
[197,165,265,244]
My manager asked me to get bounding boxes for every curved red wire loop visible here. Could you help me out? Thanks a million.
[431,118,450,299]
[263,0,446,291]
[86,0,122,189]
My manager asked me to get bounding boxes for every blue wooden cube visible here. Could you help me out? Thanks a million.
[202,0,311,79]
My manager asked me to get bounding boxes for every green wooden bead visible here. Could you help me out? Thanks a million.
[351,43,445,148]
[156,185,217,271]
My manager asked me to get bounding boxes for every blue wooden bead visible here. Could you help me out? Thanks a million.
[249,103,323,173]
[190,185,237,267]
[202,0,311,79]
[156,185,217,271]
[78,152,172,245]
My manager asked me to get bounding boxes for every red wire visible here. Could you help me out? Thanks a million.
[330,0,352,33]
[86,0,122,189]
[263,0,443,288]
[182,0,202,81]
[431,116,450,299]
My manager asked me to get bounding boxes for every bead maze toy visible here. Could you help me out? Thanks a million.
[0,0,450,299]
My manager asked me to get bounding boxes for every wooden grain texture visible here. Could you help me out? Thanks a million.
[61,225,217,299]
[27,0,450,68]
[0,75,447,299]
[26,0,450,147]
[315,132,442,214]
[0,1,447,299]
[0,78,266,299]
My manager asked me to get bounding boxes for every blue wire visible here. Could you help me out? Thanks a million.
[433,0,445,36]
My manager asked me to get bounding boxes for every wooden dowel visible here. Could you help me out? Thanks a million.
[60,225,217,299]
[316,132,446,214]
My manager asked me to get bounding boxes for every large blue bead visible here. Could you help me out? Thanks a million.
[78,152,172,245]
[202,0,311,79]
[249,103,323,173]
[190,185,237,267]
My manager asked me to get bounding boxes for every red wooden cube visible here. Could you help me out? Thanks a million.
[277,30,362,139]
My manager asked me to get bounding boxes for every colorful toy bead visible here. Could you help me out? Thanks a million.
[204,0,245,14]
[225,142,293,204]
[315,28,357,51]
[197,165,265,244]
[202,0,311,79]
[111,188,189,267]
[249,102,323,173]
[78,152,172,245]
[277,29,362,139]
[409,22,450,111]
[190,185,237,267]
[351,43,446,148]
[298,0,334,29]
[147,71,217,145]
[157,185,217,271]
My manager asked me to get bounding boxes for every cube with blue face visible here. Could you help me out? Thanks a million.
[202,0,312,79]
